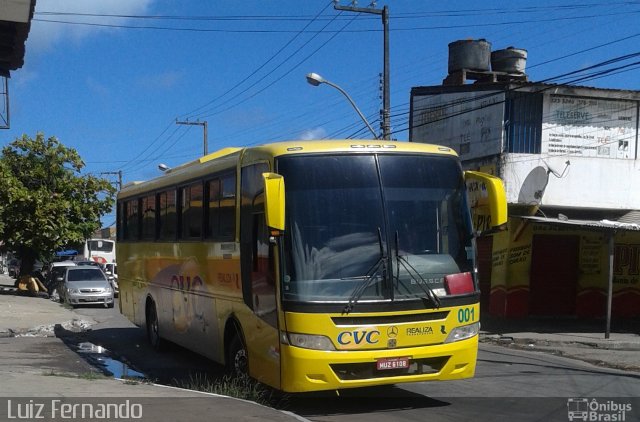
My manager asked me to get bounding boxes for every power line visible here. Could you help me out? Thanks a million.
[77,3,640,175]
[397,51,640,142]
[192,13,361,121]
[179,1,334,120]
[32,9,640,33]
[34,2,640,21]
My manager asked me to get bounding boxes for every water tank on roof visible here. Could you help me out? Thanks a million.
[491,47,527,74]
[448,39,491,74]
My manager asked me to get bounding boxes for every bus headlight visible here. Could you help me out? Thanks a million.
[444,322,479,343]
[281,332,336,351]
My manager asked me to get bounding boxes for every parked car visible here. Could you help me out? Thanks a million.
[58,265,114,308]
[8,259,20,278]
[47,261,77,301]
[103,263,118,297]
[74,260,104,270]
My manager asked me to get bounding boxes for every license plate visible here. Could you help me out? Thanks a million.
[376,357,410,370]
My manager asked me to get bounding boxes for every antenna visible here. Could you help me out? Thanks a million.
[517,166,549,205]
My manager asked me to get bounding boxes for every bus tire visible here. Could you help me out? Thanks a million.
[227,334,248,376]
[146,300,163,351]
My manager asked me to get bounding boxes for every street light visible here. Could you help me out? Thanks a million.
[158,163,171,172]
[305,72,378,140]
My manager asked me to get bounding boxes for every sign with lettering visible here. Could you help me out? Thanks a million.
[412,91,505,160]
[542,95,637,159]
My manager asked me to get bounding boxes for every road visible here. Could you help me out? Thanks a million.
[69,302,640,422]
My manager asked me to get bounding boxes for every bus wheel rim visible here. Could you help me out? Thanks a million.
[234,348,247,373]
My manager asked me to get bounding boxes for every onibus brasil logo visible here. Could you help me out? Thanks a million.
[567,398,632,421]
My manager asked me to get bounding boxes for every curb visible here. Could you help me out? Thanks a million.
[480,333,640,351]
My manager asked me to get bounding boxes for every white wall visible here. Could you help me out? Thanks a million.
[503,154,640,209]
[410,85,640,210]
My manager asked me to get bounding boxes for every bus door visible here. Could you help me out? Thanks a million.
[240,163,280,388]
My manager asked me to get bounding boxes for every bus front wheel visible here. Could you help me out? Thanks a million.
[146,301,163,351]
[227,335,248,375]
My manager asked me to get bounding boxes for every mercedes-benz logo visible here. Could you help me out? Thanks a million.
[387,326,398,338]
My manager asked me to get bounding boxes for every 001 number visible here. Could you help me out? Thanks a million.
[457,307,475,323]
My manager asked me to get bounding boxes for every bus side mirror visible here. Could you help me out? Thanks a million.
[262,172,285,231]
[464,171,508,230]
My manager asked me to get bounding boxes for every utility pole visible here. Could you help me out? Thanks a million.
[333,1,390,140]
[176,119,208,155]
[100,171,122,190]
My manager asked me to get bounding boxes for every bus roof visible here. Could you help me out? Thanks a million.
[119,140,457,199]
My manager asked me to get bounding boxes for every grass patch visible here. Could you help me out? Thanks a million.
[176,373,288,408]
[78,371,105,380]
[42,370,106,380]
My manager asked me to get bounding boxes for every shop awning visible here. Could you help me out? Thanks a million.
[515,214,640,339]
[55,249,78,257]
[516,215,640,232]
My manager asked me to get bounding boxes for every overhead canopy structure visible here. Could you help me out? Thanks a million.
[518,215,640,232]
[0,0,36,128]
[518,214,640,339]
[0,0,36,77]
[55,249,78,257]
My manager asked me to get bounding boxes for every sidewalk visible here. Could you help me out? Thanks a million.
[0,277,308,422]
[2,274,639,420]
[479,314,640,372]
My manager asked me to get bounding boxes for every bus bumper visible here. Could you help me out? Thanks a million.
[280,335,478,393]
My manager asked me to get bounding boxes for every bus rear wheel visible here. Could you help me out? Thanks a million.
[227,335,248,375]
[146,301,163,351]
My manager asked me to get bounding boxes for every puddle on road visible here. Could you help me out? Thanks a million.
[77,342,146,379]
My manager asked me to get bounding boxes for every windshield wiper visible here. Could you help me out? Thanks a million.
[342,227,386,314]
[394,231,441,308]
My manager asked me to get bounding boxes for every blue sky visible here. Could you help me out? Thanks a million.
[3,0,640,226]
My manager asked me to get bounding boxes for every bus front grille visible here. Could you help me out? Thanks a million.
[330,356,450,381]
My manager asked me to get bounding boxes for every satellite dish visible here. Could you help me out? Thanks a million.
[518,166,549,205]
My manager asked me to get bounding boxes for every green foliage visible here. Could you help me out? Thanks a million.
[0,133,116,272]
[176,373,287,408]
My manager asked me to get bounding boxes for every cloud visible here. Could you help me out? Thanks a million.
[86,77,110,97]
[12,69,39,87]
[299,127,327,140]
[28,0,155,53]
[137,70,184,90]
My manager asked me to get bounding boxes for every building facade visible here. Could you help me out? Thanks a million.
[410,80,640,318]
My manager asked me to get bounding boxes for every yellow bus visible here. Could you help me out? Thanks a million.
[116,140,506,393]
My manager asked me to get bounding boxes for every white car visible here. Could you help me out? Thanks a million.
[47,261,77,301]
[103,263,118,297]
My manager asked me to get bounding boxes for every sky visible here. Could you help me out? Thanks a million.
[3,0,640,227]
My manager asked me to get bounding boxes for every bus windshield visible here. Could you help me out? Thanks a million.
[278,153,474,304]
[86,240,114,253]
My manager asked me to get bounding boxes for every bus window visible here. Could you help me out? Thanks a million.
[206,178,221,239]
[206,173,236,241]
[142,194,156,240]
[181,182,203,239]
[117,201,125,241]
[159,190,177,240]
[220,173,236,240]
[125,199,140,241]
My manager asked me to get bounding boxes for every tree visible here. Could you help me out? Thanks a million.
[0,133,116,275]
